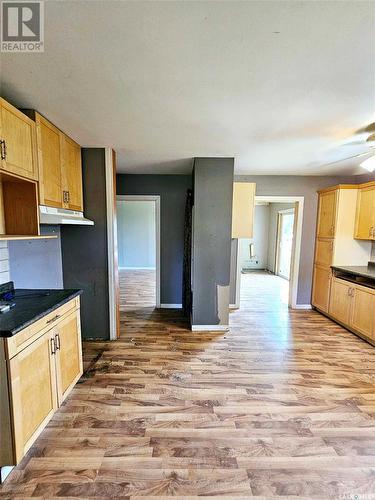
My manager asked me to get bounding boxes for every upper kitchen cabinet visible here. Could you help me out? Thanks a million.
[35,113,62,208]
[232,182,256,238]
[61,134,83,212]
[0,98,38,181]
[316,189,337,238]
[354,182,375,240]
[24,110,83,212]
[35,113,63,208]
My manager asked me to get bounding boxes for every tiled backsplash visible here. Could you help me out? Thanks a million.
[371,241,375,261]
[0,241,10,284]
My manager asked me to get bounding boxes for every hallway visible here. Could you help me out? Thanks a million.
[238,270,289,312]
[3,283,375,496]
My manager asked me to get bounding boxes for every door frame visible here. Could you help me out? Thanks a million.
[234,195,305,309]
[116,194,161,310]
[275,208,295,280]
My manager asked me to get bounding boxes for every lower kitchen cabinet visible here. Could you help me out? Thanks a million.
[55,310,83,403]
[328,277,375,342]
[351,286,375,340]
[312,265,332,313]
[1,298,82,466]
[329,278,352,326]
[8,329,58,463]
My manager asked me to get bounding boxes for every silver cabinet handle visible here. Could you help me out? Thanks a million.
[46,314,61,325]
[55,332,61,350]
[0,140,6,160]
[50,337,56,355]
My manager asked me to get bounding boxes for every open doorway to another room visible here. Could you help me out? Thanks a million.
[230,196,303,318]
[116,195,160,319]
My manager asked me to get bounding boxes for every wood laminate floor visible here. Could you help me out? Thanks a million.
[120,269,156,310]
[3,273,375,497]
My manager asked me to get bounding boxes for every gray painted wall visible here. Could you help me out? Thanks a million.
[61,148,110,340]
[235,174,375,305]
[267,203,295,273]
[8,225,63,289]
[117,174,192,305]
[117,200,156,269]
[192,158,234,326]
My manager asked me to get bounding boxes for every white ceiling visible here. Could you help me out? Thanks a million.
[1,0,375,175]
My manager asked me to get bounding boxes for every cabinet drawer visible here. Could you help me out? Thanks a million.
[5,297,79,359]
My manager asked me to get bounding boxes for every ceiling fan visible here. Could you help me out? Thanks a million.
[323,122,375,171]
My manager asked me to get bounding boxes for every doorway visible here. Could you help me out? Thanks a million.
[230,196,303,312]
[116,195,160,311]
[276,209,295,280]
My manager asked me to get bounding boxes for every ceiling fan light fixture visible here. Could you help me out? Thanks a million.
[360,156,375,172]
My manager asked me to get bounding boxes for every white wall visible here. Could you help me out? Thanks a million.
[0,241,10,284]
[239,204,270,270]
[117,200,156,269]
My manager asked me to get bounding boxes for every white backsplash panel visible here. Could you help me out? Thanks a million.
[0,241,10,284]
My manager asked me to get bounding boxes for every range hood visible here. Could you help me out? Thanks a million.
[39,206,94,226]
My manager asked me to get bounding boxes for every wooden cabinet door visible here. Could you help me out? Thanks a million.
[232,182,256,238]
[355,186,375,240]
[351,286,375,339]
[61,134,83,211]
[317,191,337,238]
[0,99,38,181]
[35,114,63,208]
[55,309,83,404]
[8,330,57,463]
[314,238,334,268]
[329,278,352,325]
[312,265,331,312]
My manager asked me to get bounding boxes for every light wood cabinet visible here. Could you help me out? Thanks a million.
[232,182,256,238]
[8,329,58,463]
[312,186,371,312]
[61,134,83,211]
[351,286,375,340]
[312,265,331,312]
[0,99,38,181]
[328,277,375,342]
[1,298,82,466]
[55,310,82,403]
[316,190,337,238]
[314,238,334,268]
[23,110,83,212]
[329,278,352,325]
[35,114,63,208]
[354,184,375,240]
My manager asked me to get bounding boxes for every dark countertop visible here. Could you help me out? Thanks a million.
[331,265,375,281]
[0,289,82,337]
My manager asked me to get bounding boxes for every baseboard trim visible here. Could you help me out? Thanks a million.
[191,325,230,332]
[293,304,312,310]
[160,303,182,309]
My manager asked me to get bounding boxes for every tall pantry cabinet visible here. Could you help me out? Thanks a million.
[312,185,371,313]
